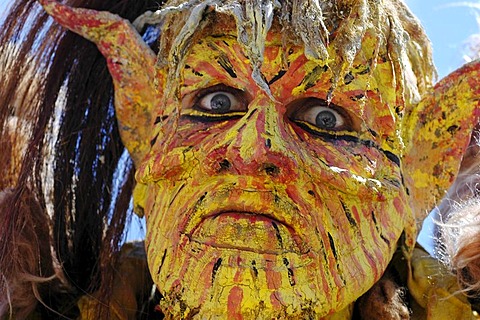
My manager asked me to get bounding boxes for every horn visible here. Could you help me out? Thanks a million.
[403,59,480,221]
[39,0,160,165]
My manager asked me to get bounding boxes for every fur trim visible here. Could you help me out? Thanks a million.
[355,269,410,320]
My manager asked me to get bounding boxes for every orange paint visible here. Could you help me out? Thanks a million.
[227,286,244,320]
[265,259,282,290]
[39,0,480,318]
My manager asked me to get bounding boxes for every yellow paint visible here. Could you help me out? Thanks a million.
[403,63,480,222]
[39,0,159,165]
[40,1,480,318]
[134,31,411,318]
[408,248,476,319]
[136,30,477,320]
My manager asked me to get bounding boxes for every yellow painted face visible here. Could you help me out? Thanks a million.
[38,1,480,318]
[135,28,411,318]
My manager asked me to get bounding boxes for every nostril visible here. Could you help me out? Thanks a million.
[218,159,231,171]
[263,163,279,176]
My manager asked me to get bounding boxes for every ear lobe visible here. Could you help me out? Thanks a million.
[39,0,161,166]
[402,60,480,221]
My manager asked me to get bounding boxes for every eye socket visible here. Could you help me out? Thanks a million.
[290,99,354,132]
[193,86,247,114]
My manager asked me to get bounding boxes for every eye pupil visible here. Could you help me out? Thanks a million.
[210,93,231,112]
[315,110,337,129]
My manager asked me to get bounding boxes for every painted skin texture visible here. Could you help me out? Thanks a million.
[38,0,480,319]
[136,33,409,318]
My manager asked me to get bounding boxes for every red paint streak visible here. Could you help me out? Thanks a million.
[366,209,389,255]
[50,5,106,30]
[263,46,279,63]
[236,177,249,190]
[269,292,283,310]
[234,268,243,283]
[227,286,244,320]
[392,197,405,220]
[177,233,190,249]
[176,251,191,282]
[228,255,244,270]
[275,55,308,102]
[265,259,282,290]
[351,205,361,226]
[171,279,181,292]
[204,146,231,174]
[251,177,267,190]
[346,252,365,291]
[372,240,388,274]
[360,242,379,281]
[307,248,331,296]
[285,185,303,207]
[197,257,220,302]
[147,151,186,181]
[252,109,266,163]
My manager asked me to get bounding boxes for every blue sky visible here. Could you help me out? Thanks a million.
[406,0,480,79]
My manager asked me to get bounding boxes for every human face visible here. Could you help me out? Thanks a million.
[135,26,410,318]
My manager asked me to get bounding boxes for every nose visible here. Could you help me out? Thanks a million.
[206,97,298,179]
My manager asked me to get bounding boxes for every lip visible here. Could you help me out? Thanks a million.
[180,188,311,254]
[188,211,306,254]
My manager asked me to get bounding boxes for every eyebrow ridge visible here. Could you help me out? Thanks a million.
[217,54,237,78]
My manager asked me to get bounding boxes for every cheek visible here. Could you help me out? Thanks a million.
[140,119,240,182]
[280,137,406,272]
[297,138,400,198]
[282,173,407,293]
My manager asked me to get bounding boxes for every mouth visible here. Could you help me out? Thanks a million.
[187,211,306,254]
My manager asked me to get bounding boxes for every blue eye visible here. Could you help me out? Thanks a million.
[289,99,354,133]
[301,106,345,130]
[197,91,246,114]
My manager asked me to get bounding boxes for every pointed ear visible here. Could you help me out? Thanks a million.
[402,60,480,220]
[39,0,161,165]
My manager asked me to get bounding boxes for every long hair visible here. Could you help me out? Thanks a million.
[0,0,435,318]
[0,0,161,318]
